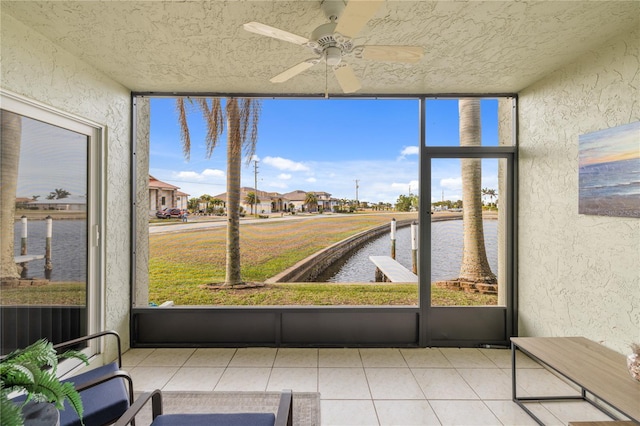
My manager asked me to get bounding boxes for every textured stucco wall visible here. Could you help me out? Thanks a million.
[135,97,150,306]
[518,28,640,354]
[1,14,132,358]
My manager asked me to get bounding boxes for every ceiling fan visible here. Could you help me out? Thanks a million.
[243,0,424,94]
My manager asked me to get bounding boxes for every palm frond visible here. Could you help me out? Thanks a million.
[0,389,23,426]
[60,381,84,418]
[9,340,57,370]
[1,363,36,392]
[239,98,261,165]
[197,98,224,159]
[176,97,191,161]
[57,349,89,366]
[1,338,89,426]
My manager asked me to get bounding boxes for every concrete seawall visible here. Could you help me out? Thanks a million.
[265,218,415,283]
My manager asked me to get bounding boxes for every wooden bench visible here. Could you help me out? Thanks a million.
[511,337,640,425]
[369,256,417,283]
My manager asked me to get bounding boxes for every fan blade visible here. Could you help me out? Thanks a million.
[270,59,319,83]
[335,0,384,38]
[333,63,361,93]
[243,21,308,45]
[362,45,424,63]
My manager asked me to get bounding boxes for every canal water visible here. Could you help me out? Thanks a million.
[317,219,498,283]
[14,218,497,284]
[13,219,86,282]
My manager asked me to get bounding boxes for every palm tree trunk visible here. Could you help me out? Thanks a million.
[224,99,243,286]
[0,110,22,285]
[458,99,497,284]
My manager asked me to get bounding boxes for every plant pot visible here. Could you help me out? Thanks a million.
[22,401,60,426]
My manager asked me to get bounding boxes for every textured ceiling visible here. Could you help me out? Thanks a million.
[1,1,638,95]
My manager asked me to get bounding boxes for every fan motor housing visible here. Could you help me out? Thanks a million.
[311,22,338,47]
[309,22,354,59]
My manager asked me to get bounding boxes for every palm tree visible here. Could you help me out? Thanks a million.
[199,194,213,213]
[0,110,22,285]
[177,97,261,286]
[304,192,318,213]
[211,197,225,214]
[244,191,259,215]
[187,197,199,212]
[481,187,490,205]
[458,99,497,284]
[47,188,70,200]
[481,187,497,206]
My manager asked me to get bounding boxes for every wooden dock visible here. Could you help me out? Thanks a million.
[14,254,45,263]
[369,255,418,283]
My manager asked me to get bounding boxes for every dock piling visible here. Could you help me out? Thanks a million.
[45,216,53,279]
[390,218,396,259]
[411,221,418,274]
[20,216,28,277]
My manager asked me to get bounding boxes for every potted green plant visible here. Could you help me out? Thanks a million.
[0,339,89,426]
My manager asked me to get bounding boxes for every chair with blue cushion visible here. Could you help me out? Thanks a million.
[113,389,293,426]
[54,330,134,426]
[11,330,133,426]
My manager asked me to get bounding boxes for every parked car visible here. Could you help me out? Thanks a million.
[155,208,182,219]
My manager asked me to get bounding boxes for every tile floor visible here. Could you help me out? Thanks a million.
[121,347,615,425]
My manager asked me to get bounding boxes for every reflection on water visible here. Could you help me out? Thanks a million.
[13,219,86,281]
[320,220,498,283]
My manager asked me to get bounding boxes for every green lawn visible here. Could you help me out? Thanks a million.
[0,282,86,305]
[1,212,498,307]
[148,213,497,306]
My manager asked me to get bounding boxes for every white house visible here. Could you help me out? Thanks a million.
[148,175,189,216]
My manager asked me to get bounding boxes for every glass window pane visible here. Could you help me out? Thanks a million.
[425,98,512,146]
[1,110,89,354]
[138,97,420,307]
[430,158,506,307]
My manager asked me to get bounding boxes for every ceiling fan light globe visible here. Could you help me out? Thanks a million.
[326,46,342,66]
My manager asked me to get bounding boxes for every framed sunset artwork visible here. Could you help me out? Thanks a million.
[579,121,640,218]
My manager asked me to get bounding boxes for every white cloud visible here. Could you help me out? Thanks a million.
[391,182,408,190]
[174,171,202,180]
[267,181,289,189]
[263,156,309,172]
[306,177,317,183]
[390,180,418,192]
[201,168,225,178]
[278,173,292,180]
[174,169,224,180]
[440,177,462,190]
[399,146,419,157]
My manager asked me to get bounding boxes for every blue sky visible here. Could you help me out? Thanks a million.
[16,116,87,198]
[149,97,500,204]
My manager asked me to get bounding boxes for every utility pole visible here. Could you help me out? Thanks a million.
[355,179,359,209]
[253,160,259,217]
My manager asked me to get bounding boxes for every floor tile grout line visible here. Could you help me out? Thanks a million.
[126,348,614,425]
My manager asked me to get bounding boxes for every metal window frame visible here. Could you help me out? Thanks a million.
[130,93,517,348]
[0,89,106,362]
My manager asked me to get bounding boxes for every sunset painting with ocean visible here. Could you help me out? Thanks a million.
[578,121,640,218]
